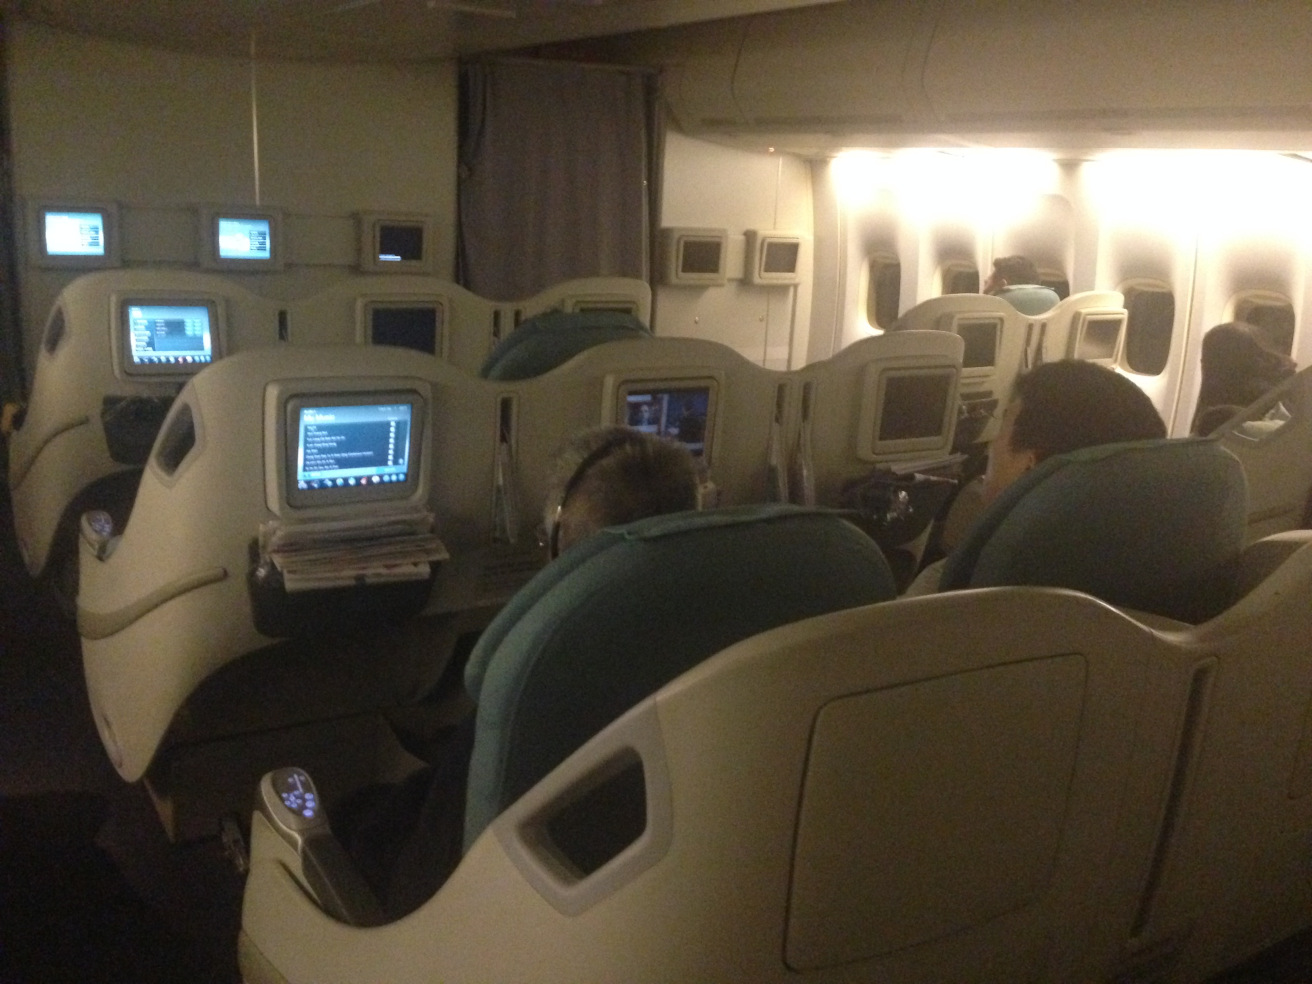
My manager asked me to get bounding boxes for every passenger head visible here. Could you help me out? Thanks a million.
[1192,321,1296,433]
[542,425,700,558]
[983,255,1042,295]
[982,360,1166,503]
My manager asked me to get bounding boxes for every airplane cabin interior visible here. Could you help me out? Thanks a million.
[3,1,1312,982]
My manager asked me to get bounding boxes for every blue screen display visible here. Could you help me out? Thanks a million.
[217,216,273,260]
[126,304,213,367]
[44,211,106,257]
[296,402,413,490]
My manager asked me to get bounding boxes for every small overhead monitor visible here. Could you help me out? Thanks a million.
[1072,310,1125,365]
[611,375,719,459]
[660,227,727,286]
[744,230,803,286]
[948,314,1003,375]
[117,297,224,379]
[33,201,121,269]
[358,298,446,357]
[283,390,426,509]
[200,208,284,270]
[359,212,434,273]
[858,365,957,460]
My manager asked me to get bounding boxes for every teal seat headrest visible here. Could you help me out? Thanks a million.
[479,309,651,380]
[462,503,898,848]
[940,438,1247,623]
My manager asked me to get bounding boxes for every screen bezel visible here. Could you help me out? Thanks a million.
[660,227,727,286]
[357,212,434,274]
[115,294,225,380]
[200,207,284,271]
[858,363,958,460]
[610,374,720,462]
[33,201,121,269]
[1074,311,1126,365]
[354,296,448,358]
[950,313,1003,376]
[283,389,428,510]
[746,230,802,285]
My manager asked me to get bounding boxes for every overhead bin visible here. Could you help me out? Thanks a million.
[924,0,1312,132]
[657,0,1312,148]
[664,2,923,135]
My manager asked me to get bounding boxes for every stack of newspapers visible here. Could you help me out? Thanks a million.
[259,511,449,592]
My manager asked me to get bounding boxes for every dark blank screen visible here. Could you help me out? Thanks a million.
[377,223,425,262]
[958,318,1000,369]
[879,371,953,442]
[680,239,723,275]
[370,305,441,354]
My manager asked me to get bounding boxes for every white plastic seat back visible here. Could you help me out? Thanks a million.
[1037,290,1127,367]
[791,331,962,505]
[887,293,1029,445]
[76,344,498,786]
[239,587,1199,983]
[1113,534,1312,980]
[1214,364,1312,541]
[512,335,786,513]
[283,274,498,374]
[8,270,281,577]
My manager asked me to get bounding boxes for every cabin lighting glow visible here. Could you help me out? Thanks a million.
[832,149,1058,229]
[1088,151,1312,243]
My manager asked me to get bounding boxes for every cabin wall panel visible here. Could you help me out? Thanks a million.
[6,20,458,384]
[1092,222,1198,430]
[657,131,813,368]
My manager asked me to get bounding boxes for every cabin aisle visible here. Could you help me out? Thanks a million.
[0,473,243,984]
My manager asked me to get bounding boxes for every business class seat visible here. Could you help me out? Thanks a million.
[76,344,509,839]
[478,309,652,380]
[886,293,1029,448]
[511,275,652,327]
[1034,290,1127,366]
[1210,363,1312,541]
[241,577,1248,983]
[240,503,899,981]
[8,270,281,583]
[939,437,1247,623]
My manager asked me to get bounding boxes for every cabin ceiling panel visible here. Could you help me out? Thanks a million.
[8,0,847,61]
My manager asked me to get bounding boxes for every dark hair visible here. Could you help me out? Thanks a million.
[991,255,1042,286]
[1009,360,1166,461]
[1191,321,1296,433]
[543,425,699,556]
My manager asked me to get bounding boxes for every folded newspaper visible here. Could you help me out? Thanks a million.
[258,511,450,592]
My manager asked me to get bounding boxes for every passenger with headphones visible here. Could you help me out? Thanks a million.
[337,425,702,918]
[540,424,701,559]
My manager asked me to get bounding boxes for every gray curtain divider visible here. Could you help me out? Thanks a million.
[457,58,659,303]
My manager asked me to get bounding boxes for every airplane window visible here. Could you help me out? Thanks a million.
[1233,295,1296,356]
[1122,284,1175,377]
[941,263,979,295]
[867,253,901,330]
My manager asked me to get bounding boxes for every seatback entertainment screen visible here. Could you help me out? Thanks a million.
[217,216,273,261]
[285,392,424,508]
[621,382,714,457]
[122,301,218,376]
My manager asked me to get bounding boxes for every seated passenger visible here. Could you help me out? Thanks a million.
[905,360,1166,595]
[982,254,1061,315]
[338,425,700,918]
[1190,321,1296,435]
